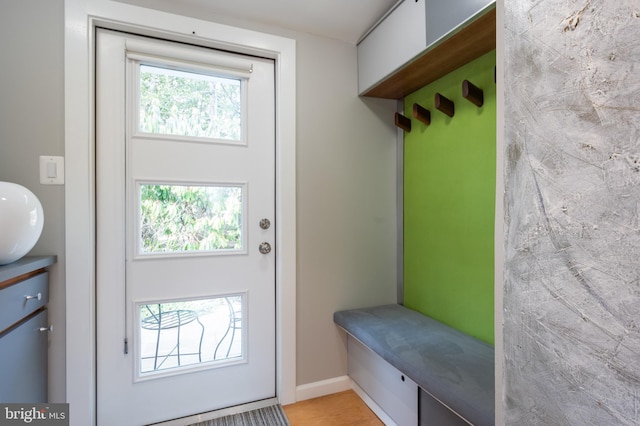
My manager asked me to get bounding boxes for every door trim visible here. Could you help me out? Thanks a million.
[65,2,297,424]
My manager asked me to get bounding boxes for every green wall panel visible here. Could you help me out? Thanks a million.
[404,50,496,344]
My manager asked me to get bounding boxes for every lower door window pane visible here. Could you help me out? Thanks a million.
[138,295,244,375]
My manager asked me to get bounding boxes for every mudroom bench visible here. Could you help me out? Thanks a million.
[334,304,494,426]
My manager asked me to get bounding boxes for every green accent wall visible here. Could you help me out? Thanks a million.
[404,50,496,345]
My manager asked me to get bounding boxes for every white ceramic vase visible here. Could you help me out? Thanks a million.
[0,182,44,265]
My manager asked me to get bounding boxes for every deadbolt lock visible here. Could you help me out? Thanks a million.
[259,218,271,230]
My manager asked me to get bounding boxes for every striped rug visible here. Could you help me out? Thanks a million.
[187,405,290,426]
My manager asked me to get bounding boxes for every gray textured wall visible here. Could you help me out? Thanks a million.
[504,1,640,424]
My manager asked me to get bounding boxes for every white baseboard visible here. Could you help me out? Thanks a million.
[294,375,352,402]
[294,376,396,426]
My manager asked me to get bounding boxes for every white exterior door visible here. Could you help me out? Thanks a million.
[96,29,276,425]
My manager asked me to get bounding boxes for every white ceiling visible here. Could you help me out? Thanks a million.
[117,0,399,44]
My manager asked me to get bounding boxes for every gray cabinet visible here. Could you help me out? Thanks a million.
[420,389,470,426]
[357,0,496,98]
[348,336,418,426]
[0,310,49,402]
[425,0,495,46]
[0,256,56,402]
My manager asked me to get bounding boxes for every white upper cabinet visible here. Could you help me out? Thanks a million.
[358,0,427,96]
[357,0,496,98]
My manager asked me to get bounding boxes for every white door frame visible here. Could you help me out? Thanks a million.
[65,2,296,425]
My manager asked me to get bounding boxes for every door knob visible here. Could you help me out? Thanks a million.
[259,242,271,254]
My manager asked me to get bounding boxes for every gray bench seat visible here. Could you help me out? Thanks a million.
[334,304,494,426]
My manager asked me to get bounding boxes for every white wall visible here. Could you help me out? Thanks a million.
[295,33,398,385]
[0,0,67,402]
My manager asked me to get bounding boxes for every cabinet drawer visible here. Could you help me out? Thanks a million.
[0,272,49,333]
[348,336,418,426]
[0,309,48,402]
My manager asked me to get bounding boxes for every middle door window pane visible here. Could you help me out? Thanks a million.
[138,183,245,255]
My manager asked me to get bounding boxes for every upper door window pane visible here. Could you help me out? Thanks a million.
[139,65,242,141]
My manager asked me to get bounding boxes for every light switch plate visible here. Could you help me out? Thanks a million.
[39,156,65,185]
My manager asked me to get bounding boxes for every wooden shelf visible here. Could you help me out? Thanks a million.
[361,7,496,99]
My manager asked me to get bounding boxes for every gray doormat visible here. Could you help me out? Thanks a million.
[187,404,290,426]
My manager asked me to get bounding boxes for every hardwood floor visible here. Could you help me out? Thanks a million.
[283,390,383,426]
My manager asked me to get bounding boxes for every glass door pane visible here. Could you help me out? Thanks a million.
[139,65,243,141]
[138,294,245,377]
[138,183,245,256]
